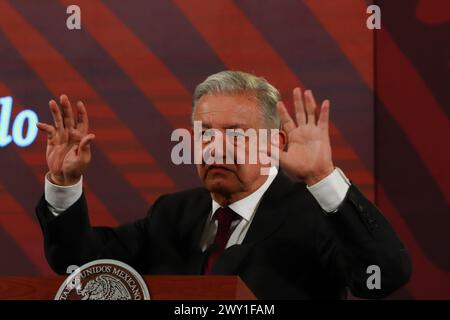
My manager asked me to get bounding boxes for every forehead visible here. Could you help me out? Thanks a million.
[193,93,262,128]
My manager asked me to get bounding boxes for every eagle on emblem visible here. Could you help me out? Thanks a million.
[77,274,132,300]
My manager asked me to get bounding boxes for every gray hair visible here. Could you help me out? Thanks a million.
[192,70,281,129]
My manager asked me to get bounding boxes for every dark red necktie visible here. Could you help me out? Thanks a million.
[203,207,240,274]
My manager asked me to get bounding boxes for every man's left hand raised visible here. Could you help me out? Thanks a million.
[277,88,334,186]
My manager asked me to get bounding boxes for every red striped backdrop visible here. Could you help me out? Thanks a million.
[0,0,448,299]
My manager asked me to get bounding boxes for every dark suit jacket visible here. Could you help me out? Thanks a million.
[35,171,411,299]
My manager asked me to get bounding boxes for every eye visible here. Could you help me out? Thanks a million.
[201,130,215,138]
[226,130,245,138]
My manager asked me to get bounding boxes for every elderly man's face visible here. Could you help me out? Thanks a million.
[193,93,273,199]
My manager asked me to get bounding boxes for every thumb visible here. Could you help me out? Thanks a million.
[79,133,95,154]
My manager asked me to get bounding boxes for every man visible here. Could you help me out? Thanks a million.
[36,71,411,299]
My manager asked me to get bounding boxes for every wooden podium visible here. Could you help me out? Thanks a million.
[0,276,256,300]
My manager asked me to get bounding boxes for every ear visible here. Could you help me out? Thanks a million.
[272,129,288,152]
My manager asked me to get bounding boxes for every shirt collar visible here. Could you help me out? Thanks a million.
[211,166,278,222]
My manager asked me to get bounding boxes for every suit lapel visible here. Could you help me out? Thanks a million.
[241,170,294,244]
[211,170,294,274]
[179,189,211,274]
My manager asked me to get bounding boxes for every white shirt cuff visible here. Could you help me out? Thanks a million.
[306,168,350,213]
[44,173,83,216]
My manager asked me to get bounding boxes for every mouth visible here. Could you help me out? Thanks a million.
[206,164,234,173]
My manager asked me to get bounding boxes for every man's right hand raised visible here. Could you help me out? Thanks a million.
[36,95,95,186]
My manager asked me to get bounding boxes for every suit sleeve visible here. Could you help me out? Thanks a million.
[315,183,412,299]
[35,193,156,274]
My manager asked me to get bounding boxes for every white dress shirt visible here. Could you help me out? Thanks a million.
[199,166,279,252]
[45,167,351,251]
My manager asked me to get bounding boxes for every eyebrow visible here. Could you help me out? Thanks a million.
[201,123,248,130]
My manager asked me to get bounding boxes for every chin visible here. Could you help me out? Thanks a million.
[204,177,237,195]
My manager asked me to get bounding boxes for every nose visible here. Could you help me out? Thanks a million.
[202,129,237,165]
[203,132,223,165]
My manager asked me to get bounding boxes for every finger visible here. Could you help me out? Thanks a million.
[60,94,75,129]
[79,133,95,154]
[49,99,63,131]
[277,101,296,133]
[318,100,330,130]
[304,90,317,125]
[293,87,306,125]
[36,122,56,140]
[76,101,89,133]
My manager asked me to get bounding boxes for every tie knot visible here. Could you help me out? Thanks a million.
[213,206,239,225]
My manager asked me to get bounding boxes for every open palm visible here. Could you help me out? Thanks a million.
[37,95,95,186]
[277,88,334,186]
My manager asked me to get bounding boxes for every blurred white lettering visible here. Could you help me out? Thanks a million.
[366,265,381,289]
[0,96,38,147]
[366,5,381,29]
[66,5,81,30]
